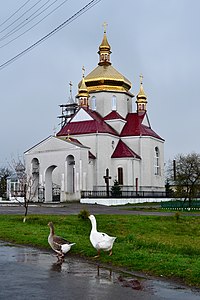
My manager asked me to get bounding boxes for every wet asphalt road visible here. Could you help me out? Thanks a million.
[1,241,200,300]
[0,202,175,216]
[1,202,200,217]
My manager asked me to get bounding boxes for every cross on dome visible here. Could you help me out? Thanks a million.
[140,74,143,84]
[82,66,85,77]
[102,21,108,33]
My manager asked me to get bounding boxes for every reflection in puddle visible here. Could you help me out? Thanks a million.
[1,241,200,300]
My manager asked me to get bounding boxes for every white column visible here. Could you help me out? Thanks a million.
[76,172,79,192]
[83,172,87,190]
[61,173,64,192]
[39,174,43,185]
[65,161,68,192]
[79,160,82,190]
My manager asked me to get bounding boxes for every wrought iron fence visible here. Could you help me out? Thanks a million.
[38,187,45,202]
[81,190,168,198]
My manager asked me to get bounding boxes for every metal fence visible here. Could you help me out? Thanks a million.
[81,190,168,198]
[161,200,200,210]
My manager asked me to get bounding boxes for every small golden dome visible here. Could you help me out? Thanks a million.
[99,32,111,52]
[136,74,147,112]
[78,76,89,98]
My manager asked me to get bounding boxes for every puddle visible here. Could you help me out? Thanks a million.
[0,241,200,300]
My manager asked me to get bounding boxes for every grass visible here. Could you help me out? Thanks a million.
[0,214,200,287]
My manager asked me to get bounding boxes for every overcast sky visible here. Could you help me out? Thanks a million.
[0,0,199,167]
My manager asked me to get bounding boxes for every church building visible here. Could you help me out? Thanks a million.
[24,27,165,203]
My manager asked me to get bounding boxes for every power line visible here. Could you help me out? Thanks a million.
[0,0,68,47]
[0,0,44,35]
[0,0,31,28]
[0,0,102,70]
[0,0,59,42]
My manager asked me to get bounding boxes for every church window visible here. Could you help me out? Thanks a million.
[154,147,160,175]
[112,95,117,111]
[91,96,96,110]
[118,167,123,185]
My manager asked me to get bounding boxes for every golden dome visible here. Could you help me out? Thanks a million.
[84,64,132,92]
[78,76,89,98]
[99,32,111,52]
[136,74,147,112]
[136,74,147,102]
[83,28,132,93]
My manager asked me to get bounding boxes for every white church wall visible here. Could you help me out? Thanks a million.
[89,91,133,118]
[139,137,165,191]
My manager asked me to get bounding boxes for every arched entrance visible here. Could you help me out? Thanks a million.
[66,155,75,193]
[45,165,60,202]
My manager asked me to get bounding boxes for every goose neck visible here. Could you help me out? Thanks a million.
[91,218,97,231]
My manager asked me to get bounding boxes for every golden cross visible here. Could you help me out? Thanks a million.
[102,21,108,33]
[82,66,85,77]
[140,74,143,84]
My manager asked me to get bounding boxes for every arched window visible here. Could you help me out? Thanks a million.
[91,96,96,110]
[118,167,123,185]
[112,95,117,111]
[154,147,160,175]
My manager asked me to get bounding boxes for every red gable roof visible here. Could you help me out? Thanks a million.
[103,111,125,120]
[57,108,163,141]
[57,108,118,137]
[120,112,164,140]
[111,140,141,159]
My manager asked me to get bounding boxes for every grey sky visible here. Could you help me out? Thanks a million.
[0,0,199,166]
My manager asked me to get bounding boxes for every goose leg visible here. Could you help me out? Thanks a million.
[94,250,100,258]
[109,249,113,256]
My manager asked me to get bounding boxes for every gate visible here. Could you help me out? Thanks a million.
[38,187,45,202]
[52,184,61,202]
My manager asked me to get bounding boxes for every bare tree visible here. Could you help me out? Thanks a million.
[8,158,38,222]
[166,153,200,206]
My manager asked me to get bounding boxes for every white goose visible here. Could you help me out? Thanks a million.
[88,215,116,257]
[48,222,75,260]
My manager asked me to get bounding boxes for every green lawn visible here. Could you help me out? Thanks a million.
[0,214,200,287]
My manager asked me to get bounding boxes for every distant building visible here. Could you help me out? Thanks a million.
[24,28,165,202]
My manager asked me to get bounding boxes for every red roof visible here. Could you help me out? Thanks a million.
[120,112,164,140]
[103,111,125,120]
[57,108,118,136]
[111,140,141,159]
[57,108,163,141]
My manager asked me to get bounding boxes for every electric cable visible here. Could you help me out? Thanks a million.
[0,0,102,70]
[0,0,68,47]
[0,0,31,28]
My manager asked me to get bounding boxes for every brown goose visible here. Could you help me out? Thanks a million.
[48,222,75,260]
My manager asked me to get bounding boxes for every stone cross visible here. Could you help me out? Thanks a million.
[103,168,111,197]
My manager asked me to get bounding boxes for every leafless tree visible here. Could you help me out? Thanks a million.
[166,152,200,206]
[8,158,38,222]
